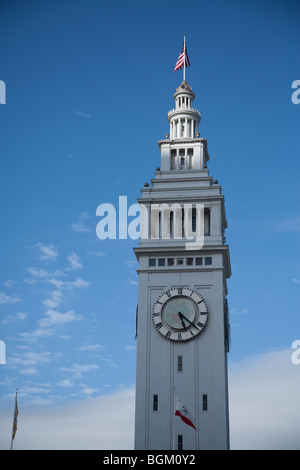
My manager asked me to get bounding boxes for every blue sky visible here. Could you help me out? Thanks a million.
[0,0,299,449]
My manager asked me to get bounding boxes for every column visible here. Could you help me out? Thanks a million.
[210,205,222,237]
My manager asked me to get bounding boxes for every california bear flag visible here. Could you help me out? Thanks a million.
[174,395,196,430]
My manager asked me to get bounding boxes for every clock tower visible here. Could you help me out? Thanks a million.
[134,80,231,450]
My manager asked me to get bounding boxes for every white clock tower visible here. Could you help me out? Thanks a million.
[134,79,231,450]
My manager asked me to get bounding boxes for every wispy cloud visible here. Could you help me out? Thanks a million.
[77,344,104,352]
[38,309,83,328]
[274,216,300,233]
[26,267,57,279]
[9,350,52,367]
[20,262,90,340]
[34,243,58,262]
[60,363,99,379]
[74,111,91,118]
[125,260,138,269]
[72,212,92,233]
[3,280,15,288]
[0,292,21,305]
[19,328,54,342]
[125,345,137,352]
[80,386,97,396]
[0,311,28,325]
[20,368,37,376]
[0,389,135,449]
[42,290,63,309]
[46,277,89,290]
[229,348,300,449]
[67,253,83,271]
[57,379,75,388]
[87,251,105,257]
[230,308,250,315]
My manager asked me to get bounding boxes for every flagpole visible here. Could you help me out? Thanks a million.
[173,387,176,450]
[183,33,186,81]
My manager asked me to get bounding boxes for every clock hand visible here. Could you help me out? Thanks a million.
[179,312,200,330]
[178,312,186,329]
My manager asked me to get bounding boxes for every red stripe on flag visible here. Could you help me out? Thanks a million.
[175,410,197,430]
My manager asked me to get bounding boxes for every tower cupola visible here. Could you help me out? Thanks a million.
[168,80,201,140]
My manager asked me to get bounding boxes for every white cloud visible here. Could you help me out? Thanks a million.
[9,351,52,367]
[38,309,83,328]
[3,280,15,288]
[125,346,137,352]
[0,389,135,450]
[292,278,300,285]
[275,216,300,233]
[19,328,54,342]
[72,212,92,233]
[125,260,138,268]
[67,253,82,270]
[0,311,28,325]
[20,368,37,376]
[87,251,105,257]
[46,278,64,289]
[230,308,250,315]
[57,334,70,340]
[80,387,97,396]
[0,292,21,305]
[101,358,117,368]
[42,290,63,309]
[74,111,91,118]
[26,267,65,280]
[46,277,89,290]
[57,379,75,388]
[2,351,299,450]
[67,278,89,289]
[17,312,27,320]
[34,243,58,262]
[77,344,104,352]
[23,277,37,285]
[59,363,99,379]
[26,267,51,279]
[229,348,300,449]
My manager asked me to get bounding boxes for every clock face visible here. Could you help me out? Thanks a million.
[152,287,208,341]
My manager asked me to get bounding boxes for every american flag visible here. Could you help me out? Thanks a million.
[174,42,190,72]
